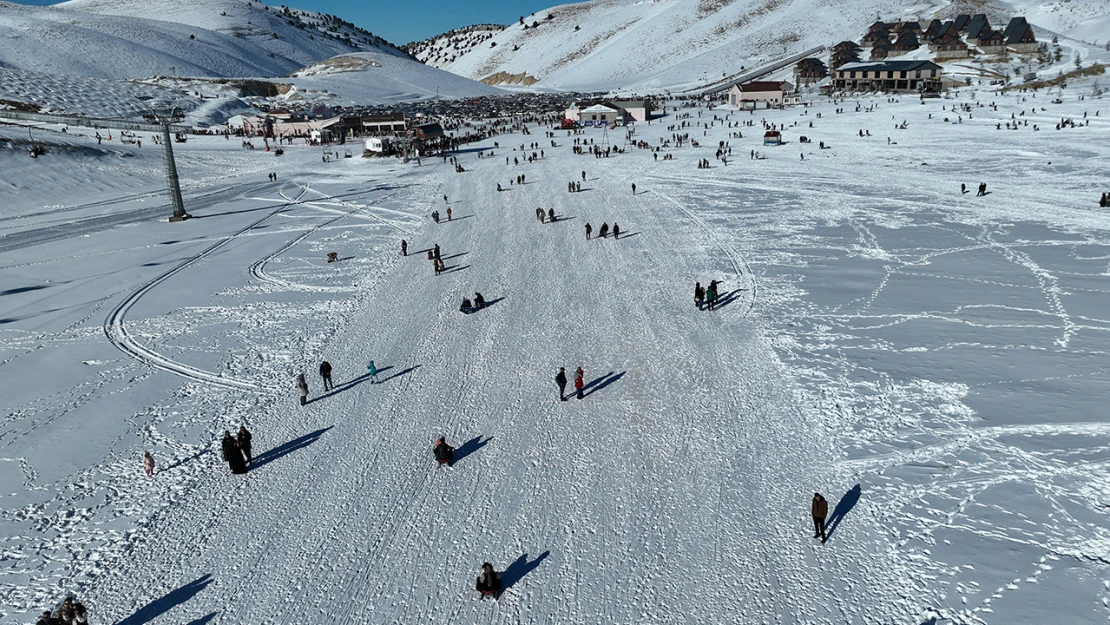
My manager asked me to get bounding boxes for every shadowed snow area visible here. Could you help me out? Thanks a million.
[1,85,1109,624]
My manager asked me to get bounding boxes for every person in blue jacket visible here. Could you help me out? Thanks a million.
[367,360,378,384]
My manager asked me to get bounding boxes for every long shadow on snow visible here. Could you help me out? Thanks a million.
[444,214,474,222]
[453,435,493,466]
[441,251,468,261]
[308,370,381,403]
[117,574,213,625]
[714,288,746,310]
[824,484,862,542]
[251,427,332,470]
[185,613,218,625]
[443,264,470,274]
[501,551,550,593]
[160,448,213,473]
[378,364,422,383]
[581,371,626,398]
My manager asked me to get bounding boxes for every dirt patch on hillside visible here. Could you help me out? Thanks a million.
[480,71,540,86]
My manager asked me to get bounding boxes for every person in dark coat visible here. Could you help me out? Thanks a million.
[1101,192,1108,208]
[574,367,584,400]
[476,562,502,597]
[474,292,486,308]
[434,244,441,260]
[319,361,333,391]
[812,492,828,542]
[238,426,253,465]
[585,222,592,240]
[976,182,987,196]
[694,282,705,310]
[612,223,620,239]
[222,431,247,474]
[548,208,555,222]
[401,239,408,256]
[555,366,568,401]
[631,183,637,194]
[706,280,719,311]
[599,222,609,238]
[433,436,454,466]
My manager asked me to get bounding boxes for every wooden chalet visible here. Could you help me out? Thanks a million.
[932,34,969,59]
[1004,18,1038,53]
[978,29,1007,54]
[794,57,828,85]
[869,40,892,60]
[833,60,943,92]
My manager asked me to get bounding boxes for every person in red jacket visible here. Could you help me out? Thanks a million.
[574,367,584,400]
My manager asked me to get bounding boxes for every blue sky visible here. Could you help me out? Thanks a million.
[11,0,558,44]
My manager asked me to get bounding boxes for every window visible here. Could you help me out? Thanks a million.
[850,71,856,78]
[900,71,907,78]
[915,70,922,78]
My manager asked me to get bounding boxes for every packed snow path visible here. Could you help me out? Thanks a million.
[2,85,1110,624]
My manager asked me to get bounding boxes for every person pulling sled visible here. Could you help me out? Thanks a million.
[476,562,502,599]
[434,436,455,467]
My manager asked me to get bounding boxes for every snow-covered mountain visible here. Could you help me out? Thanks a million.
[0,0,503,116]
[0,0,400,80]
[407,0,1110,92]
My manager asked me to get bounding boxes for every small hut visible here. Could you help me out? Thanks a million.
[763,130,782,146]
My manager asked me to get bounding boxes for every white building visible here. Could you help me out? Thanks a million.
[727,81,799,109]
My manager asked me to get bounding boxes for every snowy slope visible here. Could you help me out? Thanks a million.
[413,0,1110,92]
[403,24,506,67]
[0,0,398,80]
[283,51,505,105]
[2,72,1110,624]
[60,0,406,67]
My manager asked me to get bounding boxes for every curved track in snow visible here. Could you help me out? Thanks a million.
[103,184,309,393]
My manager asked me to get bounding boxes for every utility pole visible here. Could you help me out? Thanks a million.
[149,107,190,222]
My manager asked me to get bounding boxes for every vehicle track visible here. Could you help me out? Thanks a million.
[103,184,309,393]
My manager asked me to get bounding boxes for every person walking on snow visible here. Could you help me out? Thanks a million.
[296,373,309,406]
[555,366,568,401]
[612,223,620,240]
[812,492,828,543]
[585,223,592,240]
[238,425,253,465]
[142,451,155,477]
[433,436,455,466]
[319,360,333,391]
[443,194,448,204]
[706,280,719,311]
[401,239,408,256]
[631,183,637,195]
[574,367,584,400]
[976,182,987,197]
[447,207,452,221]
[694,282,705,310]
[367,360,379,384]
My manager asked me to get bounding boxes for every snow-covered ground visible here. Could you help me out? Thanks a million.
[1,78,1109,624]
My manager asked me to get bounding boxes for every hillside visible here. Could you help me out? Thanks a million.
[403,24,506,67]
[0,0,402,81]
[282,51,505,105]
[408,0,1110,92]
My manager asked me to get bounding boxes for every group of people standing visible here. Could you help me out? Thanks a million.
[554,366,585,401]
[584,222,619,240]
[35,596,88,625]
[693,280,722,311]
[221,426,253,474]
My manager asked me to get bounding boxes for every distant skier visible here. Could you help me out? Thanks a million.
[296,373,309,406]
[447,207,452,221]
[555,366,568,401]
[367,360,379,384]
[401,239,408,256]
[694,282,705,310]
[433,436,455,467]
[443,194,448,204]
[497,183,502,192]
[319,360,333,391]
[574,366,584,400]
[238,425,253,465]
[812,492,828,543]
[585,223,592,240]
[476,562,502,598]
[142,451,155,477]
[581,170,586,181]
